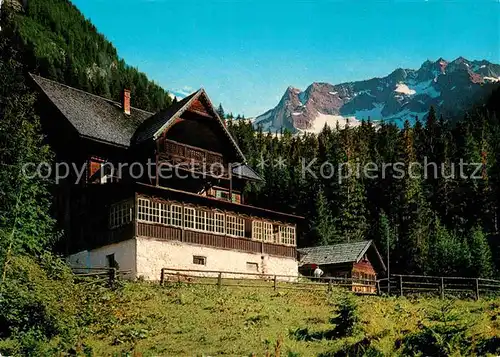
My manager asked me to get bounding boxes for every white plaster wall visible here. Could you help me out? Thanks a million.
[136,237,298,281]
[67,239,137,278]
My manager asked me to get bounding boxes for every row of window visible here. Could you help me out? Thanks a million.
[110,198,296,245]
[109,200,133,228]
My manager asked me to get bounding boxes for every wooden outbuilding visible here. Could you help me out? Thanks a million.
[298,240,386,293]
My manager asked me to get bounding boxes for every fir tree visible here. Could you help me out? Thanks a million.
[0,21,56,277]
[467,226,494,278]
[310,189,338,246]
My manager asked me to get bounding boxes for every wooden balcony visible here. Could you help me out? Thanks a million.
[163,139,223,165]
[160,139,227,178]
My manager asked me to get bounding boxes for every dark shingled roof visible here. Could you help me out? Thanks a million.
[132,91,199,144]
[298,240,385,270]
[232,163,264,182]
[31,74,247,164]
[30,74,153,147]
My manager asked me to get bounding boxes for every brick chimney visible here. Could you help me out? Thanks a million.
[122,89,131,115]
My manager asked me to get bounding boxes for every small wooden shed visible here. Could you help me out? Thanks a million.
[298,240,386,293]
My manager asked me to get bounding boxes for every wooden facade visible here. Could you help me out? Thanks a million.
[30,74,302,261]
[298,241,386,293]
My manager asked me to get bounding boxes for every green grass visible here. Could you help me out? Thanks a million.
[78,281,500,357]
[1,257,498,357]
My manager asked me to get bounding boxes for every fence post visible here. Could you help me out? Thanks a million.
[273,275,277,291]
[399,275,403,297]
[108,268,116,288]
[217,272,222,289]
[475,278,480,300]
[376,280,381,295]
[440,277,445,299]
[160,268,165,286]
[328,278,332,293]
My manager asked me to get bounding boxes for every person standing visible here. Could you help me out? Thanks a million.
[313,265,324,279]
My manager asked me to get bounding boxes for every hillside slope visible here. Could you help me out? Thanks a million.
[256,57,500,132]
[2,0,172,112]
[1,255,500,357]
[45,282,500,356]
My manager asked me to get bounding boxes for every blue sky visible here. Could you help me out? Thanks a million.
[72,0,499,117]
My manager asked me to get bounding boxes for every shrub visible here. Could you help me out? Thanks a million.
[329,295,360,337]
[400,301,474,356]
[0,254,80,356]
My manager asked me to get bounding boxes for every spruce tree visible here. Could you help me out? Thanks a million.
[0,20,56,276]
[467,226,494,278]
[310,189,338,246]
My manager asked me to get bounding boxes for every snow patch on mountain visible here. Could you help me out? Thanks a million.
[395,83,416,95]
[300,112,361,133]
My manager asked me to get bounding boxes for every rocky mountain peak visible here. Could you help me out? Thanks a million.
[254,57,500,133]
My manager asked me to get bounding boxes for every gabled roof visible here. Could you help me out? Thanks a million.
[30,74,153,147]
[298,240,386,271]
[132,88,246,161]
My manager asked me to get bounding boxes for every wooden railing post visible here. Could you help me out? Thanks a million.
[328,278,332,293]
[440,277,445,299]
[475,278,480,300]
[217,272,222,288]
[273,275,277,291]
[160,268,165,286]
[399,275,403,297]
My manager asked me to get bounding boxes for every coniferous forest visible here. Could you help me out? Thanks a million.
[226,96,500,278]
[1,0,500,280]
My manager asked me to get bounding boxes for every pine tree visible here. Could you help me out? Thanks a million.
[428,217,471,276]
[216,103,225,120]
[467,226,494,278]
[0,21,56,276]
[310,189,338,246]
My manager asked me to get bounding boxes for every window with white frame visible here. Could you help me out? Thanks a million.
[279,226,296,245]
[263,222,273,242]
[137,197,160,223]
[171,205,182,227]
[137,197,151,222]
[215,212,225,234]
[226,215,245,237]
[159,202,170,225]
[184,207,195,230]
[195,210,206,231]
[109,200,133,228]
[206,211,215,232]
[252,220,263,241]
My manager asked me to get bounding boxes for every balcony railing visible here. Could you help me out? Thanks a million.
[163,139,224,166]
[160,139,226,177]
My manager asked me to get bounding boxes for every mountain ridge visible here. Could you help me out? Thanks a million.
[255,57,500,132]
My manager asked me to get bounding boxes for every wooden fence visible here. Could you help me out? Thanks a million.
[159,268,378,294]
[377,274,500,299]
[160,268,500,299]
[72,267,131,287]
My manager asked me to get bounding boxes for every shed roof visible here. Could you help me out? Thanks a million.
[232,163,263,182]
[30,74,153,147]
[298,240,386,271]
